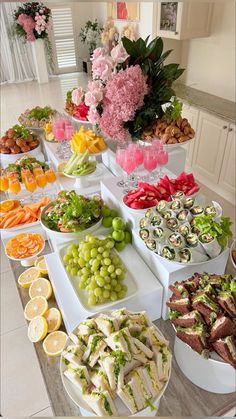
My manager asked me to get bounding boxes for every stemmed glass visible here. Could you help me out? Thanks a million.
[143,146,158,182]
[157,147,169,179]
[122,152,138,193]
[116,144,127,187]
[53,114,74,160]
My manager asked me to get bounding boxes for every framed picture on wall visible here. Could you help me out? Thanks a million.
[107,2,140,21]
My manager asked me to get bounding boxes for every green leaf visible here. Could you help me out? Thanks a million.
[122,36,139,57]
[136,37,147,56]
[147,37,163,60]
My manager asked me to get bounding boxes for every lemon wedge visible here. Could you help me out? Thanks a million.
[28,316,48,343]
[29,278,52,300]
[34,256,48,275]
[24,296,48,321]
[44,307,62,332]
[43,331,68,356]
[18,267,40,288]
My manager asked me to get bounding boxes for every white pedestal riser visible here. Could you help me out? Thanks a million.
[31,39,49,84]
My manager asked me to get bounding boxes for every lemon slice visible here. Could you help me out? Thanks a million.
[28,316,48,343]
[44,307,62,332]
[29,278,52,300]
[24,296,48,321]
[34,256,48,275]
[43,331,68,356]
[18,267,40,288]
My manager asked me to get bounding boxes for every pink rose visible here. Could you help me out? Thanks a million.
[110,44,129,64]
[85,90,102,107]
[92,56,114,82]
[91,47,107,61]
[87,107,101,125]
[71,87,84,106]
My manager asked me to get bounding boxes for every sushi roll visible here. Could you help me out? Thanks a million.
[185,233,206,254]
[159,245,176,261]
[139,228,150,241]
[145,208,154,219]
[184,197,195,210]
[178,223,191,238]
[139,217,150,229]
[146,239,158,252]
[152,227,171,243]
[176,209,192,223]
[166,218,179,232]
[178,248,209,264]
[162,210,175,220]
[150,215,163,227]
[190,205,204,217]
[169,199,183,213]
[190,218,200,235]
[168,233,185,249]
[199,233,222,259]
[172,191,186,201]
[156,200,169,214]
[204,205,217,218]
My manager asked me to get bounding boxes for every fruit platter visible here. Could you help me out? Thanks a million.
[40,191,104,239]
[0,156,57,195]
[167,273,236,368]
[138,197,232,264]
[0,197,50,230]
[71,126,107,155]
[4,232,45,267]
[141,99,195,146]
[123,172,200,211]
[65,88,90,123]
[61,235,137,311]
[0,125,40,164]
[18,106,56,129]
[61,309,171,416]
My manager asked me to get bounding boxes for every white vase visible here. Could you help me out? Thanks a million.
[31,38,49,84]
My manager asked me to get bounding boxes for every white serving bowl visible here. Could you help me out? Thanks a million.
[174,335,235,394]
[40,202,103,241]
[1,143,41,168]
[60,310,171,416]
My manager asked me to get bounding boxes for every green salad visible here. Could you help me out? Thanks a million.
[42,190,104,232]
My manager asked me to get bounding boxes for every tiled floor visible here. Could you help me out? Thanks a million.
[1,74,236,417]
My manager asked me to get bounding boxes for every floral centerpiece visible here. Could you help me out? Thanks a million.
[65,88,89,121]
[79,20,102,56]
[13,2,51,42]
[84,36,184,141]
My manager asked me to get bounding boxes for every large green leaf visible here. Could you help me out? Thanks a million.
[121,37,139,57]
[147,37,163,60]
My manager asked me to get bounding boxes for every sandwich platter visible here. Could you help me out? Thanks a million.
[167,272,236,393]
[60,309,172,416]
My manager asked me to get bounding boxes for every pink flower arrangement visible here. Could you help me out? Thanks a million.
[17,14,36,42]
[110,44,129,65]
[92,56,114,82]
[100,66,149,141]
[71,87,85,106]
[14,3,51,43]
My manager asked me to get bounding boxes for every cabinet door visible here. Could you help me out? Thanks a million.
[181,103,199,167]
[218,124,235,195]
[192,111,228,183]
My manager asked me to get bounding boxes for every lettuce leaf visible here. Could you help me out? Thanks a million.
[194,215,232,249]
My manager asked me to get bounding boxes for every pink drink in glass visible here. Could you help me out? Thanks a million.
[65,125,74,140]
[143,148,158,172]
[158,150,169,166]
[54,128,65,141]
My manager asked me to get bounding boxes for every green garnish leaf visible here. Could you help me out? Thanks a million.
[194,214,232,249]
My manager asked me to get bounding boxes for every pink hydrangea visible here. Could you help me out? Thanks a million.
[100,65,149,141]
[92,56,114,82]
[18,14,36,42]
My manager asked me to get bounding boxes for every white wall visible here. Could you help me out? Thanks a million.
[180,1,235,101]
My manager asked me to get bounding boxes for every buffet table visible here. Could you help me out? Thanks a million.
[9,249,235,417]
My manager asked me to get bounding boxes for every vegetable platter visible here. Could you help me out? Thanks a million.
[61,309,171,416]
[138,196,232,265]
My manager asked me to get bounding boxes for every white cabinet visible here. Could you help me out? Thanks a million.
[155,2,213,40]
[218,124,235,197]
[192,111,229,183]
[181,103,199,167]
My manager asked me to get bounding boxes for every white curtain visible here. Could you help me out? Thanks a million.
[0,2,37,83]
